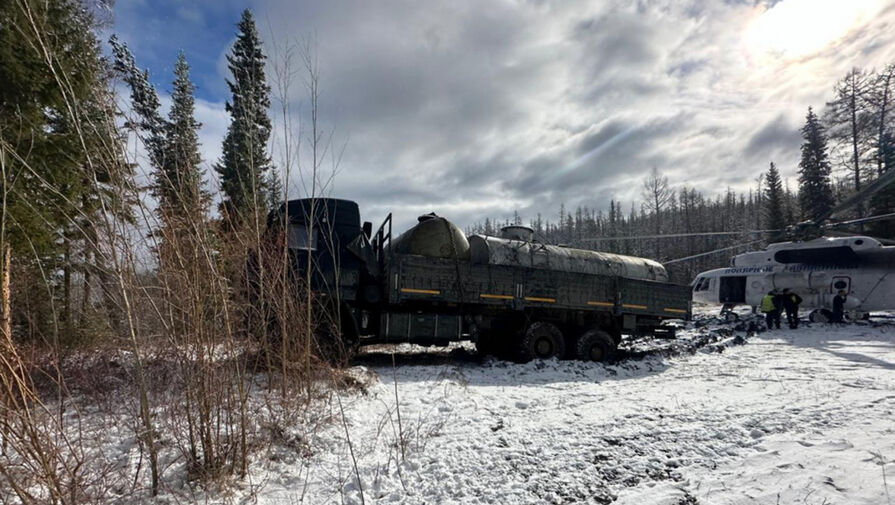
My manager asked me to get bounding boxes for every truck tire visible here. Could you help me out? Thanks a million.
[520,322,566,361]
[576,329,616,362]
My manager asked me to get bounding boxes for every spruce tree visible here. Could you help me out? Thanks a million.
[111,43,207,224]
[109,36,166,170]
[798,107,835,222]
[1,0,130,337]
[216,9,273,225]
[763,162,786,231]
[163,52,206,220]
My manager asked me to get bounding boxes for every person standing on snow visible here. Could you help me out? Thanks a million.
[760,290,782,329]
[831,289,848,323]
[781,288,802,329]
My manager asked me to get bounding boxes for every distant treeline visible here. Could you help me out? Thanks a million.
[470,65,895,285]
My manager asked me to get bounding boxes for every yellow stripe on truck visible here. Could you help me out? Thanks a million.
[664,308,687,314]
[400,288,440,295]
[587,301,614,307]
[621,303,647,310]
[524,296,556,303]
[480,293,513,300]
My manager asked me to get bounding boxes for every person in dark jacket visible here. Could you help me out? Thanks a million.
[760,290,782,329]
[831,290,847,323]
[781,288,803,329]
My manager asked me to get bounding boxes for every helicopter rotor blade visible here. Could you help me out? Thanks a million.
[663,238,766,265]
[824,211,895,229]
[579,229,780,242]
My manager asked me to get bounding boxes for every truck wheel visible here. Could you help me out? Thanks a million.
[576,329,616,362]
[520,322,566,361]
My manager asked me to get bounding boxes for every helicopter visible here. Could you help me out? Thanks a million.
[689,168,895,321]
[690,234,895,320]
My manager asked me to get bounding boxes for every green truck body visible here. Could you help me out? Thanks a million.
[273,198,691,361]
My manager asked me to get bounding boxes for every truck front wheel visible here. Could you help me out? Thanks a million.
[576,329,616,362]
[520,322,566,361]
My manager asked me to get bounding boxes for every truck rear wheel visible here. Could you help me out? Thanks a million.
[520,322,566,361]
[576,329,616,362]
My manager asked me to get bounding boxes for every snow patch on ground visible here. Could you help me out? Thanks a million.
[247,316,895,505]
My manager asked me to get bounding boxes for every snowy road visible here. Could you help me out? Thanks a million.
[251,320,895,505]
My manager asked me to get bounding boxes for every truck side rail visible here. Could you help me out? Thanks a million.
[387,254,691,320]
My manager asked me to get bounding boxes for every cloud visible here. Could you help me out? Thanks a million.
[745,114,803,161]
[116,0,895,232]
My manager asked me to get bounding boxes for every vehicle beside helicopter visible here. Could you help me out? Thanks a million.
[691,235,895,320]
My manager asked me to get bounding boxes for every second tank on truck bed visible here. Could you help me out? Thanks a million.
[468,235,668,282]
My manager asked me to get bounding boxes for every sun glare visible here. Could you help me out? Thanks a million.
[745,0,883,60]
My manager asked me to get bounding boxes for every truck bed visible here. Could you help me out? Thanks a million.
[378,254,690,340]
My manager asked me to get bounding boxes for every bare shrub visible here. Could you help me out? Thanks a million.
[0,5,356,502]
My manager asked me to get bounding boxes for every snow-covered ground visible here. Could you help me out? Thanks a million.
[248,312,895,505]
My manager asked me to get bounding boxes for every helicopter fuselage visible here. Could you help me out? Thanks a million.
[691,236,895,313]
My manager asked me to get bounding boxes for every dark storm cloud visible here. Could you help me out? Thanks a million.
[510,114,685,203]
[745,114,802,159]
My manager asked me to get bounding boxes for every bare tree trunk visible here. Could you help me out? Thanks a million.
[1,243,11,422]
[850,84,863,220]
[1,145,13,452]
[878,71,892,176]
[1,243,9,350]
[304,43,320,403]
[62,234,71,336]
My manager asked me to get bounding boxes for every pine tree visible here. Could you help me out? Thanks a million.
[216,9,273,226]
[163,52,206,221]
[798,107,835,222]
[763,162,786,231]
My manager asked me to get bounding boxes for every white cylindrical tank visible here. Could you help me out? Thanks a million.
[468,235,668,282]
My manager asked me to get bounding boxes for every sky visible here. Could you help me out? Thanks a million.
[112,0,895,231]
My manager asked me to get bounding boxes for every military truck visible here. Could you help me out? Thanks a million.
[273,198,690,361]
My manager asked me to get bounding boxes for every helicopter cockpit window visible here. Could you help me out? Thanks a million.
[694,277,711,292]
[287,224,318,251]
